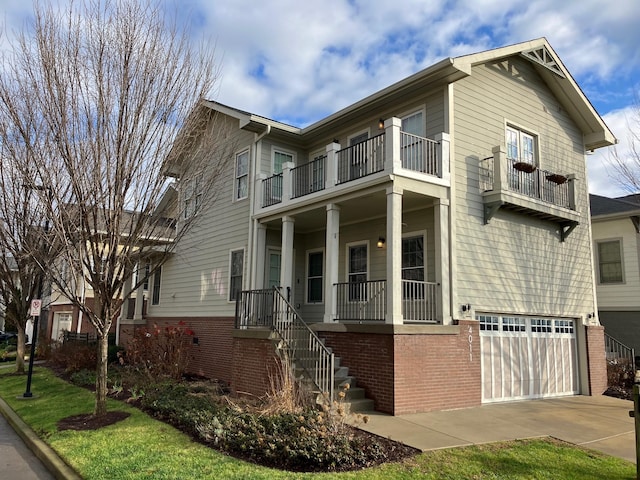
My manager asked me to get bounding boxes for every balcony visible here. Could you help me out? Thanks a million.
[258,118,450,212]
[480,145,580,241]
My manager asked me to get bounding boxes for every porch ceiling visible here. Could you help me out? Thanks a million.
[260,190,436,233]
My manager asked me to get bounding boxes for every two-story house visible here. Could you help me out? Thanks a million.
[590,193,640,356]
[137,38,614,415]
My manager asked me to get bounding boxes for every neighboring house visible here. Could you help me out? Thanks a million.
[141,38,614,415]
[590,193,640,355]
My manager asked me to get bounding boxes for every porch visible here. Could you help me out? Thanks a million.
[257,118,450,213]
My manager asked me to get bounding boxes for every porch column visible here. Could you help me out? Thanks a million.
[280,216,295,300]
[251,221,267,289]
[434,199,451,324]
[386,186,403,325]
[384,117,402,174]
[324,204,340,323]
[325,142,341,189]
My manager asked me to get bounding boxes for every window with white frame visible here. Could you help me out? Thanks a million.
[273,149,294,174]
[306,250,323,303]
[151,266,162,305]
[597,239,623,284]
[348,243,368,301]
[402,235,424,299]
[183,175,202,218]
[229,249,244,301]
[235,150,249,200]
[506,126,536,165]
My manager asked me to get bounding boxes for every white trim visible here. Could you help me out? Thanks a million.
[504,121,540,164]
[305,247,325,305]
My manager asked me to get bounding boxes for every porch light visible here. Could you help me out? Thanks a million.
[378,118,385,130]
[377,237,385,248]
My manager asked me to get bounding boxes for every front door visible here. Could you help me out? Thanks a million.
[266,249,281,289]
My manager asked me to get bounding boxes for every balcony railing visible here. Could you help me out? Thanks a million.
[292,155,326,199]
[336,133,385,185]
[479,154,574,210]
[258,120,451,209]
[262,173,282,207]
[401,133,440,176]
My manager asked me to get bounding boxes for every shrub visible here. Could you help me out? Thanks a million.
[607,359,635,390]
[125,321,195,380]
[70,368,97,387]
[49,342,97,373]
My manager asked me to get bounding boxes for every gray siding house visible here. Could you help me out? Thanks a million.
[136,38,614,415]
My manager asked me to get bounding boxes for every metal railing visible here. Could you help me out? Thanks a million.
[401,133,439,176]
[235,288,335,401]
[402,279,438,323]
[262,173,283,207]
[271,288,335,401]
[335,280,386,321]
[336,134,385,185]
[291,155,326,199]
[605,332,635,365]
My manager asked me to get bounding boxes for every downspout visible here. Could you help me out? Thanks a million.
[248,125,271,290]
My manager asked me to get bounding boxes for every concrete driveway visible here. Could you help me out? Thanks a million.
[358,395,636,463]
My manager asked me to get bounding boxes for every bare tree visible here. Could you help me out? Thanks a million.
[0,0,232,416]
[609,94,640,195]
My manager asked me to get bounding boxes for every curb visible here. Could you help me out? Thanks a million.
[0,395,82,480]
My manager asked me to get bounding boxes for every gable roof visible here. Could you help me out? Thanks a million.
[590,194,640,218]
[202,38,615,151]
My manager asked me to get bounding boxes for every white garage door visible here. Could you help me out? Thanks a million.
[479,315,578,402]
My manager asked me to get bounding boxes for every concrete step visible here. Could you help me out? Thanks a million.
[342,397,375,414]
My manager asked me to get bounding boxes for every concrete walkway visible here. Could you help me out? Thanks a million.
[358,395,637,463]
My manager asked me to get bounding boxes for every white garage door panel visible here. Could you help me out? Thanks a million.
[479,315,578,403]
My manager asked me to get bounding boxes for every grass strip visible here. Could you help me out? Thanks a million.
[0,368,635,479]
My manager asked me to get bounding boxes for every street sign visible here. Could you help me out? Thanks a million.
[30,299,42,317]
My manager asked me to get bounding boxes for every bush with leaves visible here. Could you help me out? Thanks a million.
[49,342,97,374]
[125,321,195,380]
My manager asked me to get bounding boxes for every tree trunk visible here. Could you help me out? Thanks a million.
[15,328,26,374]
[94,332,109,417]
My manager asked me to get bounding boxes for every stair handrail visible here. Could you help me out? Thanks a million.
[604,332,635,366]
[271,287,335,402]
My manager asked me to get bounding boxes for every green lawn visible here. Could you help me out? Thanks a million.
[0,368,635,479]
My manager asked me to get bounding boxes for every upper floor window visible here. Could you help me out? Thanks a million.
[506,126,536,165]
[401,111,425,137]
[183,175,202,218]
[597,239,623,284]
[235,150,249,200]
[273,149,294,175]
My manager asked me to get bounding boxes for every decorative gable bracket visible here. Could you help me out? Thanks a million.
[521,47,565,78]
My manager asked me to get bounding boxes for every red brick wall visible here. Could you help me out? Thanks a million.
[141,316,235,386]
[320,332,395,413]
[586,325,608,395]
[393,320,482,415]
[231,336,279,397]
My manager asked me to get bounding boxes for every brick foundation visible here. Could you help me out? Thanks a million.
[586,325,608,395]
[231,332,279,397]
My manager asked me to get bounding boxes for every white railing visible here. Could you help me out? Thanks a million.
[401,133,439,176]
[402,279,438,323]
[335,280,386,321]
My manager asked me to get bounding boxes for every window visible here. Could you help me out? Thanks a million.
[267,250,281,289]
[229,249,244,301]
[402,235,424,299]
[235,150,249,200]
[273,149,294,175]
[143,263,150,290]
[506,126,536,164]
[183,176,202,218]
[502,317,526,332]
[401,111,425,137]
[531,318,552,333]
[401,111,426,171]
[348,243,368,301]
[151,266,162,305]
[598,240,623,283]
[307,250,323,303]
[478,315,499,331]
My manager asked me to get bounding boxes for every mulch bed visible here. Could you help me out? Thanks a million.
[57,411,130,431]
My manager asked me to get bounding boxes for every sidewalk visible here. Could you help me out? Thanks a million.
[359,395,636,463]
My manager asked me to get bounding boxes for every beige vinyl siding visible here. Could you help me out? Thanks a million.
[593,218,640,309]
[452,57,595,317]
[148,115,255,317]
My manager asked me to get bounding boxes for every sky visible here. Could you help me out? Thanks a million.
[1,0,638,197]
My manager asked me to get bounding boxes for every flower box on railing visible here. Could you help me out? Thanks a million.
[513,162,537,173]
[545,173,567,185]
